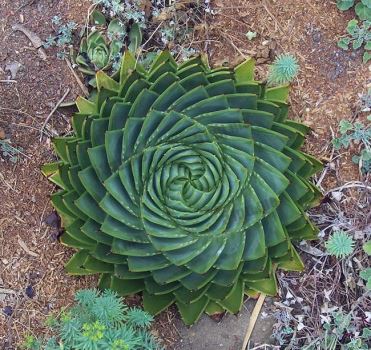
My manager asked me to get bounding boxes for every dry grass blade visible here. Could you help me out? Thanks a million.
[324,181,371,195]
[65,58,89,97]
[39,88,71,141]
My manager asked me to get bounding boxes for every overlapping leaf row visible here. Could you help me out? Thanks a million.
[43,51,322,325]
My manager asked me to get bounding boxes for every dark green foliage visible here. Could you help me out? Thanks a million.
[21,289,162,350]
[43,51,322,325]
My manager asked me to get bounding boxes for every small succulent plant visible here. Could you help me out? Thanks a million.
[77,30,119,72]
[267,54,299,86]
[43,51,322,325]
[325,230,355,258]
[74,10,142,86]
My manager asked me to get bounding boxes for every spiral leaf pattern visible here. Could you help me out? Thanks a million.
[43,51,322,325]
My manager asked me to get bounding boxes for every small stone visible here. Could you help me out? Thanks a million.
[25,285,35,298]
[3,306,13,316]
[44,211,60,228]
[1,258,8,265]
[5,62,22,79]
[0,128,5,140]
[331,191,343,201]
[354,231,364,240]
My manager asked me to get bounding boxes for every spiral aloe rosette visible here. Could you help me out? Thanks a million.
[42,51,322,325]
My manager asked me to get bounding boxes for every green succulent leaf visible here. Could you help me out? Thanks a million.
[90,10,106,26]
[265,85,290,103]
[363,241,371,255]
[338,37,351,50]
[107,19,126,39]
[76,96,98,114]
[353,36,364,49]
[234,57,255,83]
[360,268,371,290]
[364,51,371,63]
[43,51,322,325]
[337,0,355,11]
[128,23,143,54]
[355,2,371,20]
[346,19,360,35]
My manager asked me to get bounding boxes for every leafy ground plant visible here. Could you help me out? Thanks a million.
[89,0,213,67]
[47,1,213,84]
[21,289,162,350]
[337,0,371,21]
[42,51,323,325]
[332,118,371,174]
[43,16,77,60]
[303,309,371,350]
[0,139,24,163]
[337,19,371,63]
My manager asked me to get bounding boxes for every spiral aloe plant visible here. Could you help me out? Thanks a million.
[42,51,322,325]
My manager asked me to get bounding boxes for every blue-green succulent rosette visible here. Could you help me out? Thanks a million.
[42,51,322,325]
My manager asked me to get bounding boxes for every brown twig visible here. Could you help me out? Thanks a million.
[65,59,89,97]
[262,0,285,35]
[39,88,71,141]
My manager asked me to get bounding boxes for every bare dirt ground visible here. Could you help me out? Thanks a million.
[0,0,369,349]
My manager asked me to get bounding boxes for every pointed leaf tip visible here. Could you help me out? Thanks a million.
[76,96,98,114]
[234,57,255,83]
[96,71,120,92]
[265,84,290,103]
